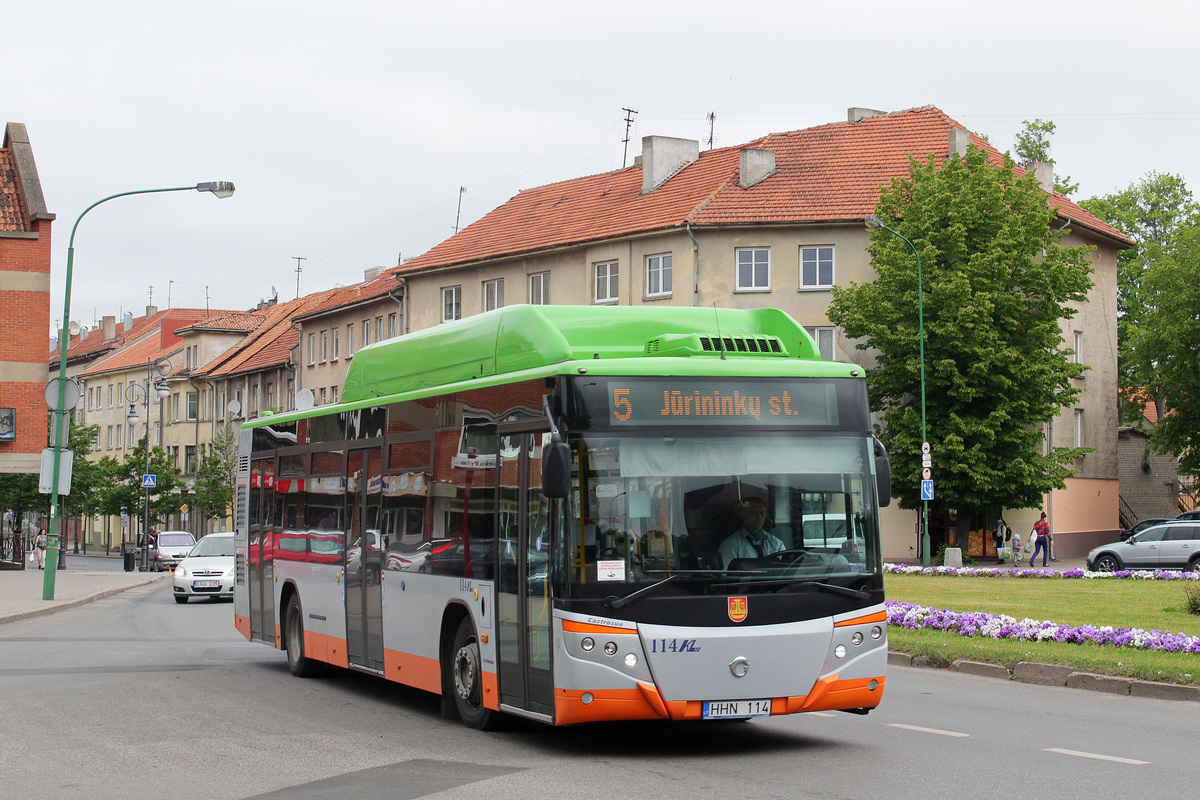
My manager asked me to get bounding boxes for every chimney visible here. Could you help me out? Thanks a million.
[364,266,384,281]
[641,136,699,194]
[101,315,116,342]
[1030,162,1055,193]
[146,305,158,318]
[949,129,972,158]
[848,108,885,123]
[739,149,776,188]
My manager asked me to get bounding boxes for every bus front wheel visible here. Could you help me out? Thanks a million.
[451,617,495,729]
[285,594,321,678]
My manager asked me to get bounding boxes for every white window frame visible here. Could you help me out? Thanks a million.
[646,253,672,298]
[332,328,339,361]
[307,333,316,366]
[363,319,371,346]
[594,261,619,304]
[529,272,551,305]
[346,324,355,357]
[442,285,462,322]
[736,247,771,291]
[1074,408,1085,448]
[803,326,836,361]
[320,330,328,363]
[1073,330,1084,366]
[483,278,504,311]
[799,245,835,290]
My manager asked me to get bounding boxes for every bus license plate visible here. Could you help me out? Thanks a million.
[703,699,771,719]
[193,580,219,588]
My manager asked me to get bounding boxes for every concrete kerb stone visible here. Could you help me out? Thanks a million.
[890,652,1200,703]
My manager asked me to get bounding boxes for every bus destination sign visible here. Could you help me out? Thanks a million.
[607,380,838,427]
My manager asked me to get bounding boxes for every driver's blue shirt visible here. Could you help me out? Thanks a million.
[718,528,786,566]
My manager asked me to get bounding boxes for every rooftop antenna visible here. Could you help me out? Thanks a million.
[621,107,638,168]
[292,256,306,298]
[148,284,154,306]
[205,286,210,315]
[706,111,716,149]
[167,280,175,308]
[454,186,466,234]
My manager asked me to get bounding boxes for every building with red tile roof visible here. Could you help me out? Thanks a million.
[298,105,1131,560]
[0,122,54,474]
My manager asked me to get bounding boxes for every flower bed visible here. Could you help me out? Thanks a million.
[885,563,1200,581]
[886,600,1200,654]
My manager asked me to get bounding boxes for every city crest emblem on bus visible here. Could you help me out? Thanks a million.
[728,596,748,623]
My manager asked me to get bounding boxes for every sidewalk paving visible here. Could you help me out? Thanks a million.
[0,560,165,626]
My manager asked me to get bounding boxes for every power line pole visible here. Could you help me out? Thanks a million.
[292,256,306,298]
[706,111,716,149]
[621,107,638,168]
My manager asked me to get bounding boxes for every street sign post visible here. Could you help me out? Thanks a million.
[921,480,935,501]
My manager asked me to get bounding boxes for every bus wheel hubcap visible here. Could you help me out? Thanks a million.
[454,642,479,700]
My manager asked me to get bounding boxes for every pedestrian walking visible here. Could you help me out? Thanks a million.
[1029,511,1051,568]
[1010,529,1022,569]
[993,518,1007,563]
[35,528,47,570]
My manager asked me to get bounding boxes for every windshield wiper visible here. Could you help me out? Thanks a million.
[603,574,679,610]
[784,579,872,600]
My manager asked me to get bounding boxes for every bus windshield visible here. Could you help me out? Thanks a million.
[564,432,882,598]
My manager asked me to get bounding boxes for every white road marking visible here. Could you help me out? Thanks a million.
[886,723,970,738]
[809,712,837,717]
[1043,748,1149,765]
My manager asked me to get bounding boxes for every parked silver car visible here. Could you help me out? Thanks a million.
[1086,521,1200,572]
[152,530,197,572]
[171,533,235,603]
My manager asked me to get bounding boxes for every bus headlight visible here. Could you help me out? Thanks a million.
[624,653,638,668]
[834,645,847,659]
[581,637,595,651]
[871,626,883,639]
[604,642,618,656]
[851,632,864,646]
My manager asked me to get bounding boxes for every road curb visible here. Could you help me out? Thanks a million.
[889,651,1200,703]
[0,575,165,626]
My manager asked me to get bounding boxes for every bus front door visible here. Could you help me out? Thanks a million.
[345,448,384,672]
[495,431,554,720]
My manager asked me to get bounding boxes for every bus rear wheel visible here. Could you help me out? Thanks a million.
[285,594,321,678]
[451,617,495,729]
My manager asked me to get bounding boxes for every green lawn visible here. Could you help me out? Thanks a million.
[885,574,1200,685]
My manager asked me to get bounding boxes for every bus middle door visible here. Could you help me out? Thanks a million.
[345,447,384,673]
[495,430,554,720]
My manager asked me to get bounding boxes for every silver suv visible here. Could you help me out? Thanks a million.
[1087,521,1200,572]
[152,530,197,572]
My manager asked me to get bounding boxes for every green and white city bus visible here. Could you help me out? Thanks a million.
[234,304,891,728]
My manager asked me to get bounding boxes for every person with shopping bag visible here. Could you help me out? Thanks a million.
[1029,511,1051,568]
[34,528,47,569]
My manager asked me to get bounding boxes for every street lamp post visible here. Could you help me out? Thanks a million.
[126,358,171,571]
[864,214,931,567]
[43,182,235,600]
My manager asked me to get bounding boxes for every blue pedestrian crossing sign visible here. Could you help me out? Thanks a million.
[141,474,157,489]
[920,480,934,500]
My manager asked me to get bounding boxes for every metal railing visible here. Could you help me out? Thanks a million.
[0,532,26,569]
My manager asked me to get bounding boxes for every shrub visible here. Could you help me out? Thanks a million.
[1186,585,1200,616]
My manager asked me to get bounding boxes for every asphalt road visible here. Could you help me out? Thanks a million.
[1,581,1197,800]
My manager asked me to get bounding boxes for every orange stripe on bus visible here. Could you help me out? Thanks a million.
[560,620,638,635]
[834,610,887,627]
[305,630,349,669]
[234,614,251,641]
[383,649,442,695]
[800,674,885,712]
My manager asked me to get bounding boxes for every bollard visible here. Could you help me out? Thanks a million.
[943,547,963,568]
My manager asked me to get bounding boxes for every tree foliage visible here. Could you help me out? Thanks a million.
[1012,118,1079,196]
[100,437,187,530]
[192,424,238,522]
[828,146,1094,514]
[1132,224,1200,474]
[1081,173,1200,419]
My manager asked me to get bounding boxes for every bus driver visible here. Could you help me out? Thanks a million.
[718,497,785,566]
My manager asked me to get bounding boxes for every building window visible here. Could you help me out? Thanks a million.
[331,386,339,404]
[346,324,355,356]
[332,328,339,360]
[307,333,316,366]
[483,278,504,311]
[646,253,672,297]
[388,313,397,338]
[363,319,371,346]
[594,261,618,303]
[115,424,123,450]
[375,316,384,342]
[286,378,295,411]
[186,392,198,421]
[800,245,834,289]
[442,286,462,322]
[1073,330,1084,365]
[107,384,113,407]
[529,271,551,305]
[185,445,198,475]
[319,387,327,406]
[320,330,328,363]
[736,248,770,291]
[803,326,836,361]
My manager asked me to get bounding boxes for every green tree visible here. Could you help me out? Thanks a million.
[1136,224,1200,474]
[1081,172,1200,420]
[192,425,238,525]
[1012,118,1079,196]
[103,437,187,534]
[828,146,1093,525]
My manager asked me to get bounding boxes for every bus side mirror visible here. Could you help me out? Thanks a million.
[542,437,572,499]
[873,436,892,507]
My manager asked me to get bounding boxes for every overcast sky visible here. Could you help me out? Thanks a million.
[7,0,1199,334]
